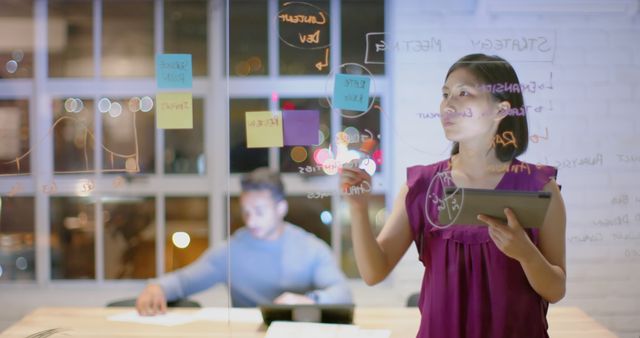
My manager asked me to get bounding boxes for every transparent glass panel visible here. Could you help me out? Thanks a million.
[0,196,35,282]
[102,97,155,174]
[0,0,34,78]
[164,98,204,174]
[102,0,154,77]
[165,196,208,272]
[0,99,30,175]
[229,98,269,173]
[278,0,330,75]
[164,0,208,76]
[50,197,95,279]
[340,194,385,278]
[230,0,268,76]
[278,98,331,173]
[104,197,156,279]
[53,98,95,174]
[48,0,93,77]
[341,0,385,74]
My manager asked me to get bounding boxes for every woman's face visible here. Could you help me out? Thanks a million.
[440,67,505,145]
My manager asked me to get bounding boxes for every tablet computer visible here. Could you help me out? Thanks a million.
[259,304,354,326]
[437,187,552,228]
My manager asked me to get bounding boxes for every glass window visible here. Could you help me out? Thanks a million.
[165,196,208,272]
[341,97,383,173]
[48,0,93,77]
[165,98,204,174]
[340,194,385,278]
[102,97,155,174]
[0,196,35,281]
[229,98,269,173]
[278,97,331,173]
[229,0,268,76]
[278,0,330,75]
[0,99,30,175]
[164,0,208,76]
[0,0,34,79]
[102,0,154,77]
[229,194,331,247]
[341,0,385,74]
[104,197,156,279]
[50,197,95,279]
[53,98,95,174]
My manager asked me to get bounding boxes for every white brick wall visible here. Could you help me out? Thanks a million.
[390,2,640,337]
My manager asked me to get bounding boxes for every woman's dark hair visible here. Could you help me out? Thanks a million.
[240,167,285,201]
[446,53,528,162]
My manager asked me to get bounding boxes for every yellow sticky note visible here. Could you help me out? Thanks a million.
[156,92,193,129]
[245,111,283,148]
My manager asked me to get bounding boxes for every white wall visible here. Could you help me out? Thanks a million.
[388,1,640,337]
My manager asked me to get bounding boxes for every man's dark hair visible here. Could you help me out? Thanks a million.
[446,53,529,162]
[240,167,285,201]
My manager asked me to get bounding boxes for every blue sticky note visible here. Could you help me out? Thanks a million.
[283,110,320,146]
[333,74,370,112]
[156,54,192,89]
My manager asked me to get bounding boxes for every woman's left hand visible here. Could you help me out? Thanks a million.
[477,208,537,263]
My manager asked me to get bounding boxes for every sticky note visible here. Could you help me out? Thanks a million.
[156,54,192,89]
[283,110,320,146]
[333,74,371,111]
[156,92,193,129]
[246,111,283,148]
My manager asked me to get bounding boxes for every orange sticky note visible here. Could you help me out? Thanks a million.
[156,92,193,129]
[245,111,283,148]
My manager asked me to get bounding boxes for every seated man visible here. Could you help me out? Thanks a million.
[136,167,352,315]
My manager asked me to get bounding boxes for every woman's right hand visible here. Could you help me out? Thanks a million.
[136,283,167,316]
[339,161,372,208]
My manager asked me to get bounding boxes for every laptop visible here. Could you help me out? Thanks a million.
[259,304,355,326]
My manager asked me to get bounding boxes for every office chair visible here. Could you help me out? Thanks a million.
[406,292,420,307]
[106,298,201,308]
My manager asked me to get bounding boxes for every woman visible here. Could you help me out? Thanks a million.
[341,54,566,337]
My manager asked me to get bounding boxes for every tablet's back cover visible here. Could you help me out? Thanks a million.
[438,188,551,228]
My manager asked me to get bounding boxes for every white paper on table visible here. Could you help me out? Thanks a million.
[107,311,197,326]
[357,329,391,338]
[265,321,360,338]
[193,307,263,323]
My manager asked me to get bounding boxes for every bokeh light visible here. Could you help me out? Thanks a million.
[172,231,191,249]
[98,98,112,113]
[128,97,141,113]
[140,96,154,112]
[109,102,123,118]
[5,60,18,74]
[290,146,308,163]
[320,210,333,225]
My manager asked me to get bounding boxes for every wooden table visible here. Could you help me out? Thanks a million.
[0,306,616,338]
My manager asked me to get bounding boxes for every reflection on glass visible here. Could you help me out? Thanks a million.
[165,197,208,272]
[0,1,33,78]
[278,0,330,75]
[53,98,95,174]
[50,197,95,279]
[0,100,30,175]
[48,0,93,77]
[341,195,385,278]
[230,99,269,173]
[165,0,208,76]
[0,197,35,282]
[104,197,155,279]
[341,0,385,74]
[102,0,154,77]
[341,97,383,173]
[279,98,331,173]
[102,97,155,174]
[229,195,331,246]
[165,99,204,174]
[230,0,268,76]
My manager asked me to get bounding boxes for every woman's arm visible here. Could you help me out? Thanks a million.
[479,179,567,303]
[342,167,414,285]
